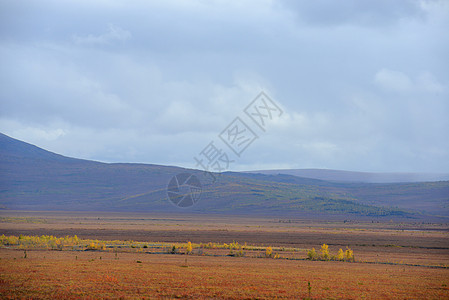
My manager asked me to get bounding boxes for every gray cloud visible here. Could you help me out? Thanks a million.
[0,0,448,172]
[279,0,425,27]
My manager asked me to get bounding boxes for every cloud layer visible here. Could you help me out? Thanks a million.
[1,0,448,172]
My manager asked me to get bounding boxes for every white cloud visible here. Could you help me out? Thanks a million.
[374,69,413,92]
[0,119,66,142]
[374,69,447,94]
[72,24,131,45]
[416,72,445,93]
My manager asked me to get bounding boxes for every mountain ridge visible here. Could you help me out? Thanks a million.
[245,168,449,183]
[1,133,448,220]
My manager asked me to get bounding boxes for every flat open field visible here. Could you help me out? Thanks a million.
[1,211,449,299]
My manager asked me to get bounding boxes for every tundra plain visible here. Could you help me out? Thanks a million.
[1,211,448,299]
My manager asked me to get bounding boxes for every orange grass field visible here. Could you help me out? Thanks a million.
[1,211,449,299]
[1,250,449,299]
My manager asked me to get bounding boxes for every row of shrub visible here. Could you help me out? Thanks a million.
[306,244,354,262]
[1,234,129,251]
[0,234,81,250]
[1,235,354,262]
[199,241,247,250]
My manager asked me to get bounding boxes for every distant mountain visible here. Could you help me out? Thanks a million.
[1,133,448,220]
[0,133,187,211]
[246,169,449,183]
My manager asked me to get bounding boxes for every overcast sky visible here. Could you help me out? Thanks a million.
[1,0,448,173]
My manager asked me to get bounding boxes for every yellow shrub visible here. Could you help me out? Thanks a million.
[336,248,345,261]
[229,241,240,250]
[307,248,318,260]
[266,246,273,258]
[345,247,354,261]
[186,241,192,253]
[320,244,330,260]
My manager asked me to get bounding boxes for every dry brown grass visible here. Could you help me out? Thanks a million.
[1,211,449,298]
[1,249,448,299]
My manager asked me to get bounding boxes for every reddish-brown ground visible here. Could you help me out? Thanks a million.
[1,249,448,299]
[1,211,448,299]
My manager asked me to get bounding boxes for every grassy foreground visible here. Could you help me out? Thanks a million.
[0,234,448,299]
[1,248,448,299]
[1,213,449,298]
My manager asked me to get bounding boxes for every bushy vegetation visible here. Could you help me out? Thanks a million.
[186,241,192,254]
[266,246,273,257]
[86,241,106,251]
[1,235,348,262]
[0,234,145,252]
[264,246,280,259]
[0,234,80,250]
[307,244,354,262]
[320,243,330,260]
[226,241,245,257]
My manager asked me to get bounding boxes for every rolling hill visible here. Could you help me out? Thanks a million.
[245,169,449,183]
[1,133,448,219]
